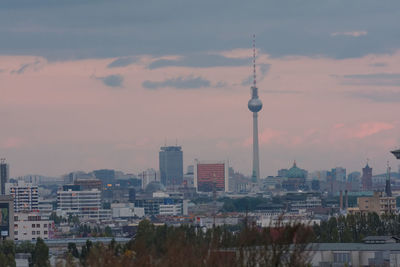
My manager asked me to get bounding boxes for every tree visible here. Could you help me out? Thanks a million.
[0,240,15,267]
[33,238,50,267]
[104,226,113,237]
[67,242,79,258]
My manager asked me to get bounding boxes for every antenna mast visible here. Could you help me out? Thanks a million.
[253,34,256,88]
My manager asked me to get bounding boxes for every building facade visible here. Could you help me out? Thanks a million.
[14,211,53,241]
[194,160,229,192]
[159,146,183,188]
[57,187,109,221]
[356,191,396,215]
[0,195,14,241]
[6,181,39,212]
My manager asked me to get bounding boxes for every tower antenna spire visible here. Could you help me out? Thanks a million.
[253,34,256,88]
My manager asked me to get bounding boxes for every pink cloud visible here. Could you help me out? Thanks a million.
[1,137,24,149]
[351,122,394,138]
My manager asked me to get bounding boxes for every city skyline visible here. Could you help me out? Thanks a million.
[1,1,400,177]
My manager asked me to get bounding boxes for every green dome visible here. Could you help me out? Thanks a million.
[287,161,306,178]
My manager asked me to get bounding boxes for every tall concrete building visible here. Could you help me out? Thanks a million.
[0,159,9,195]
[6,181,39,212]
[159,146,183,188]
[361,163,372,191]
[247,35,262,182]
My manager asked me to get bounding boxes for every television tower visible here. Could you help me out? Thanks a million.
[248,35,262,182]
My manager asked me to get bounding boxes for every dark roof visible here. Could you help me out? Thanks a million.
[362,236,400,242]
[307,243,400,251]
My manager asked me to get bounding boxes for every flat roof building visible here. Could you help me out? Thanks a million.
[194,160,229,193]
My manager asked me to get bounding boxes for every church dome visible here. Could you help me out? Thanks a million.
[287,161,306,178]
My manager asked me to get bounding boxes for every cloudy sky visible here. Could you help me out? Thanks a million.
[1,0,400,177]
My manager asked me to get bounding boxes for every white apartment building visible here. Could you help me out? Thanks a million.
[111,203,145,218]
[159,204,182,216]
[14,212,53,241]
[6,181,39,212]
[57,188,109,221]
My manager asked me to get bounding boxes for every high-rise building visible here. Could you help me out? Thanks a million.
[0,159,9,195]
[247,36,263,182]
[194,160,229,192]
[361,163,372,191]
[6,181,39,212]
[331,167,346,182]
[159,146,183,188]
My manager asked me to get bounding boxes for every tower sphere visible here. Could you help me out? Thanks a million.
[248,98,262,112]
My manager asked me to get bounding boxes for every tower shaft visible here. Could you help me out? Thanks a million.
[252,112,260,181]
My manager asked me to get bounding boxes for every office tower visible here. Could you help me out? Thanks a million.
[361,163,372,191]
[194,160,229,192]
[6,181,39,212]
[0,159,9,195]
[159,146,183,188]
[331,167,346,182]
[247,35,263,182]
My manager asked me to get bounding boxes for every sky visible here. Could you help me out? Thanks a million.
[1,0,400,177]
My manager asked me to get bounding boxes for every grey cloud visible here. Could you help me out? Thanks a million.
[351,89,400,102]
[370,62,387,67]
[107,57,138,68]
[1,1,400,60]
[148,54,249,69]
[11,59,41,74]
[96,74,124,88]
[341,73,400,86]
[241,63,271,86]
[142,76,210,90]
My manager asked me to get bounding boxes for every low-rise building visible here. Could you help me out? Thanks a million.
[14,211,54,241]
[111,203,145,219]
[353,191,396,215]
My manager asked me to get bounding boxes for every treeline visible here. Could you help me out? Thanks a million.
[313,213,400,243]
[61,219,314,267]
[0,238,50,267]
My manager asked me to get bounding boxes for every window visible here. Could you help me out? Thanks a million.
[32,224,35,228]
[14,231,18,235]
[14,224,18,228]
[32,231,35,235]
[333,253,350,263]
[44,231,48,235]
[36,224,40,228]
[44,224,47,228]
[37,231,40,235]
